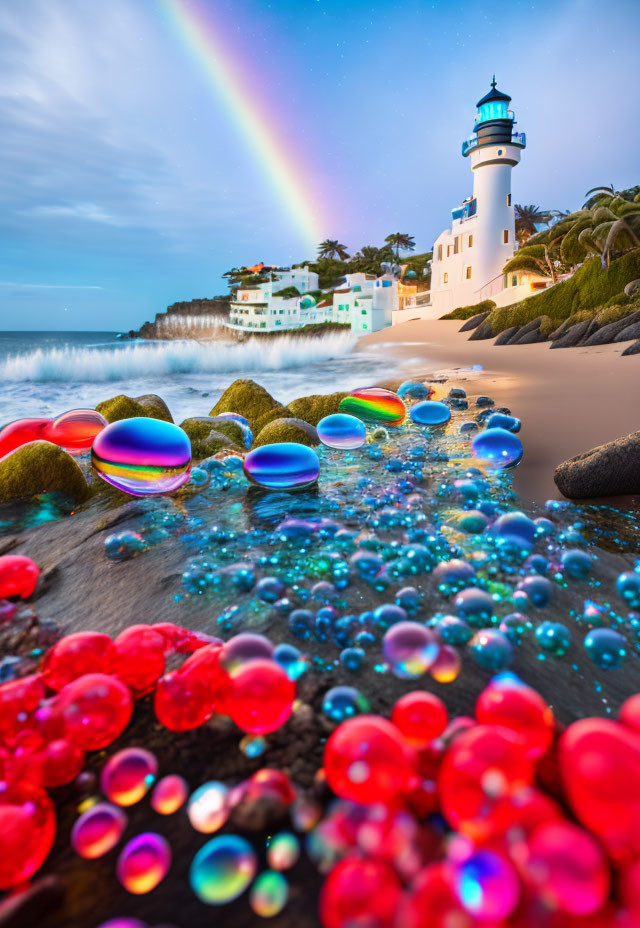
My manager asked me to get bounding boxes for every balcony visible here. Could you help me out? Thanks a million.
[461,131,526,157]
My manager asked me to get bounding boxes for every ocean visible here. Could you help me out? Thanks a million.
[0,330,393,426]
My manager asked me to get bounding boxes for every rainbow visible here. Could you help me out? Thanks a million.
[161,0,323,251]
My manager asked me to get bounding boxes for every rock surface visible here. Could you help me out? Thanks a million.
[622,339,640,356]
[468,320,495,341]
[0,441,90,503]
[614,320,640,343]
[253,417,319,448]
[494,326,520,346]
[209,379,283,430]
[459,311,490,332]
[179,417,243,459]
[96,393,173,423]
[286,392,348,426]
[549,320,591,348]
[624,278,640,298]
[554,430,640,498]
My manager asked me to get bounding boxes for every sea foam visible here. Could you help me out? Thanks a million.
[0,332,357,383]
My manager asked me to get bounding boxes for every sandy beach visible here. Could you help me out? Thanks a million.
[359,319,640,504]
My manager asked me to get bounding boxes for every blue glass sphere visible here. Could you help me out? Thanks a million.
[472,428,523,470]
[410,401,451,427]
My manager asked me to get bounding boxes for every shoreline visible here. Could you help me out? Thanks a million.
[358,319,640,504]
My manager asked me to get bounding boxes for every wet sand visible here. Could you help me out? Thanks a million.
[359,319,640,504]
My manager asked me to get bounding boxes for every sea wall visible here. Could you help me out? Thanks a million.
[127,297,231,339]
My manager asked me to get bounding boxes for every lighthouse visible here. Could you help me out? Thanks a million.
[429,78,528,316]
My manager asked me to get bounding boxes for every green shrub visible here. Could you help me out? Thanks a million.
[272,286,301,299]
[603,292,630,308]
[485,252,640,334]
[593,304,634,326]
[440,299,496,321]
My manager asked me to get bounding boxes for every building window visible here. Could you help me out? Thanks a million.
[512,274,518,287]
[446,245,452,257]
[443,272,449,284]
[454,236,460,254]
[506,193,512,206]
[468,234,473,247]
[466,266,472,279]
[362,324,368,330]
[503,230,509,244]
[437,245,443,261]
[361,309,367,315]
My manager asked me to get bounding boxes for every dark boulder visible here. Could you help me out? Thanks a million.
[468,320,495,340]
[549,320,591,348]
[494,326,520,346]
[624,278,640,298]
[614,320,640,343]
[582,315,638,346]
[512,328,544,345]
[622,339,640,356]
[554,431,640,498]
[459,311,490,332]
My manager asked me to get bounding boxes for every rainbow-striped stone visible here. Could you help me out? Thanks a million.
[339,388,406,426]
[92,417,192,496]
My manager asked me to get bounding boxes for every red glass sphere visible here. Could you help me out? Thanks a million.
[36,738,86,787]
[0,781,56,889]
[392,691,448,748]
[153,668,215,731]
[226,658,295,735]
[0,418,51,459]
[42,632,117,691]
[619,693,640,733]
[0,674,45,741]
[403,862,473,928]
[0,554,40,599]
[319,856,402,928]
[475,678,554,759]
[181,642,230,712]
[114,625,166,695]
[58,673,132,750]
[438,724,534,842]
[324,715,418,805]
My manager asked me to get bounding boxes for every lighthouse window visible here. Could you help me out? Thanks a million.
[468,234,473,247]
[443,272,449,284]
[507,193,512,206]
[466,267,472,279]
[503,230,509,244]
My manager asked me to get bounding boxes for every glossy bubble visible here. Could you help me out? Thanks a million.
[209,413,253,449]
[0,782,56,888]
[0,417,52,458]
[409,401,451,427]
[561,548,593,580]
[432,559,475,595]
[339,388,406,426]
[116,832,171,894]
[430,644,462,683]
[535,621,571,657]
[397,381,429,401]
[317,414,367,450]
[189,834,257,905]
[58,673,133,750]
[472,427,523,469]
[151,774,188,815]
[0,554,40,599]
[187,781,230,833]
[226,659,295,735]
[243,443,319,490]
[476,676,554,759]
[383,622,439,678]
[322,685,370,722]
[250,870,289,917]
[492,511,536,550]
[453,587,495,627]
[92,417,192,496]
[369,426,389,443]
[617,571,640,609]
[44,408,108,455]
[100,747,158,806]
[392,691,448,747]
[584,627,627,670]
[266,832,300,871]
[320,857,402,928]
[485,412,521,433]
[71,801,127,859]
[469,629,513,670]
[220,633,274,675]
[454,849,519,919]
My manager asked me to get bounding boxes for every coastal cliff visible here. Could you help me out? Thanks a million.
[126,296,231,339]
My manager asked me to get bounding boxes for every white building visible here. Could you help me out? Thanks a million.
[227,266,324,332]
[397,79,548,324]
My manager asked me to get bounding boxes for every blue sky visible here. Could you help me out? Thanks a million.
[1,0,639,331]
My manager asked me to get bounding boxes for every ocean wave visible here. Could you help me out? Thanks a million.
[0,332,358,383]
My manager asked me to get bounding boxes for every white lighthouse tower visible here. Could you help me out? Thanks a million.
[429,78,527,315]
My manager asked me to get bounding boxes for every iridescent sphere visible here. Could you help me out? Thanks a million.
[498,612,527,644]
[561,549,593,580]
[469,629,513,670]
[243,443,319,490]
[300,294,316,309]
[485,412,521,433]
[410,401,451,427]
[92,417,192,496]
[472,428,523,469]
[250,870,289,917]
[369,426,389,443]
[584,627,627,670]
[517,575,553,608]
[116,832,171,894]
[397,381,429,400]
[454,850,519,919]
[274,643,308,680]
[101,747,157,806]
[432,559,475,594]
[151,774,188,815]
[190,834,257,905]
[44,408,108,455]
[266,832,300,871]
[322,685,370,722]
[105,530,147,561]
[71,802,127,859]
[317,413,367,450]
[382,622,439,678]
[339,388,406,426]
[209,412,253,449]
[187,781,230,833]
[492,511,536,550]
[617,571,640,608]
[220,633,274,675]
[535,621,571,657]
[453,587,495,627]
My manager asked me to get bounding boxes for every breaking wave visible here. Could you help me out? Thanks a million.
[0,332,358,383]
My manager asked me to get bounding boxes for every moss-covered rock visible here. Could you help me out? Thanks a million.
[286,392,349,426]
[252,407,289,434]
[253,417,319,448]
[180,418,243,460]
[209,380,283,430]
[96,394,173,424]
[0,441,90,503]
[440,299,496,321]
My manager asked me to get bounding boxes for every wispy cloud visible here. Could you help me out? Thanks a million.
[24,203,125,226]
[0,281,104,290]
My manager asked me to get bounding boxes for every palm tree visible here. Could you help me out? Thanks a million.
[503,233,565,284]
[514,205,554,246]
[317,240,350,261]
[384,233,416,260]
